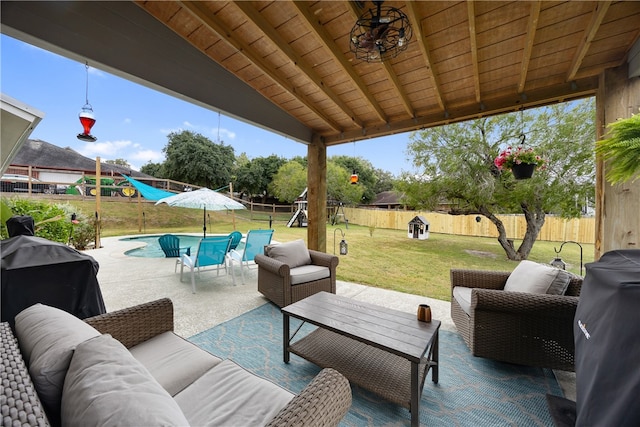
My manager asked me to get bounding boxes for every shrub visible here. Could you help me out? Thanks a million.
[1,198,94,249]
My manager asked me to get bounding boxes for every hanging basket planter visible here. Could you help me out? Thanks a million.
[511,162,536,179]
[494,145,545,180]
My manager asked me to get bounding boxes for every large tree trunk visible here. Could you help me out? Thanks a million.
[518,202,546,259]
[479,204,545,261]
[478,206,520,260]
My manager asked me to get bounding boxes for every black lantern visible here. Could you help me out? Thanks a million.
[334,228,349,256]
[340,239,348,255]
[549,241,583,276]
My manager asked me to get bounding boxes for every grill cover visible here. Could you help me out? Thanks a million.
[1,235,106,328]
[574,249,640,426]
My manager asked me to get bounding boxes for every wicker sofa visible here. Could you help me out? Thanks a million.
[450,266,582,372]
[255,239,339,308]
[1,298,351,426]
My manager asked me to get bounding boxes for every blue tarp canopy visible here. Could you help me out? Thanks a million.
[121,175,175,201]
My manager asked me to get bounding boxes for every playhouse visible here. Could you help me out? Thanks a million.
[287,188,308,227]
[408,216,429,240]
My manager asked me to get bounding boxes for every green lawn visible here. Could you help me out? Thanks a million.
[75,199,594,302]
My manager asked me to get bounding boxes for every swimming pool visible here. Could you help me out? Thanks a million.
[121,235,203,258]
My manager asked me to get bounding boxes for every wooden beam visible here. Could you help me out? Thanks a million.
[179,0,343,133]
[467,1,481,104]
[292,1,388,124]
[322,76,599,145]
[404,1,445,111]
[518,1,541,94]
[344,1,413,119]
[567,1,611,82]
[233,1,364,128]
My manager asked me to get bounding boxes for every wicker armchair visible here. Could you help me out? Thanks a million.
[450,269,582,371]
[255,248,339,308]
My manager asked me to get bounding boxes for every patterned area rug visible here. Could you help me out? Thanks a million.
[189,302,562,426]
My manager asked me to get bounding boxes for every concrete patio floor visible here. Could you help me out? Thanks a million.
[90,234,576,401]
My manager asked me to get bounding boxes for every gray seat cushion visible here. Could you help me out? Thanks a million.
[129,331,222,396]
[175,359,293,426]
[290,265,330,285]
[453,286,473,315]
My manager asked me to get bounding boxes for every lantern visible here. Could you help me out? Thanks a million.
[340,239,348,255]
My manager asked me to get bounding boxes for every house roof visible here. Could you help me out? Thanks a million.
[2,1,638,147]
[371,191,401,206]
[409,215,429,225]
[10,139,151,178]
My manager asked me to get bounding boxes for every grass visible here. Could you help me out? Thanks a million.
[69,198,594,302]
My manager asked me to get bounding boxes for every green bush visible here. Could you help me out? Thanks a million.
[1,198,95,249]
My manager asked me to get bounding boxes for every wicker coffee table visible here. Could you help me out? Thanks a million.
[282,292,440,427]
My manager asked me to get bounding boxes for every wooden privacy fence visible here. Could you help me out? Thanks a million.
[343,208,595,244]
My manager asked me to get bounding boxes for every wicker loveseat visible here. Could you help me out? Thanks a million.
[255,239,339,308]
[450,265,582,372]
[1,298,351,426]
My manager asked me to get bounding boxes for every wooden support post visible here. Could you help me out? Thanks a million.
[307,139,327,252]
[595,64,640,257]
[95,157,101,248]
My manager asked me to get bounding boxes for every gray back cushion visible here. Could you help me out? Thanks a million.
[265,239,311,268]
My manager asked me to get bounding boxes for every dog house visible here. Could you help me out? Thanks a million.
[408,216,429,240]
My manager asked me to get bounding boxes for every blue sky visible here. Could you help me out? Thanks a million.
[1,35,415,176]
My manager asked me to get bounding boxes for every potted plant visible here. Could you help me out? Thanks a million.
[494,145,546,179]
[595,111,640,184]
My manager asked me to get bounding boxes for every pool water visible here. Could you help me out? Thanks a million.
[122,235,203,258]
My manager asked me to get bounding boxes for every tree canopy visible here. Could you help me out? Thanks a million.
[397,99,595,260]
[162,130,235,189]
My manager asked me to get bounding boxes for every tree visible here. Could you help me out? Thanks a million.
[270,161,307,202]
[140,161,164,178]
[105,158,131,168]
[235,155,287,200]
[162,130,235,188]
[330,156,379,203]
[397,99,595,260]
[270,160,364,205]
[326,161,364,205]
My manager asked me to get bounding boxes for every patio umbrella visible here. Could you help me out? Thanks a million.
[155,188,245,237]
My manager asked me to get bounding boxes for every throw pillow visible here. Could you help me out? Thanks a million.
[503,260,564,294]
[265,239,311,268]
[14,303,100,424]
[546,269,572,295]
[62,334,190,426]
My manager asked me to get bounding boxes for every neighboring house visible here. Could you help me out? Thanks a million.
[365,191,403,210]
[5,139,151,185]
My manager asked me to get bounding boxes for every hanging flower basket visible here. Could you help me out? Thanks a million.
[511,162,536,179]
[494,146,545,180]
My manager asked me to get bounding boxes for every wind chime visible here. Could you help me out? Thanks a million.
[77,61,97,142]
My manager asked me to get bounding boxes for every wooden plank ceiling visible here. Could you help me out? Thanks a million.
[136,1,640,146]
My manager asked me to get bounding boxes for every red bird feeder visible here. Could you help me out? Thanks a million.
[77,62,97,142]
[77,105,97,142]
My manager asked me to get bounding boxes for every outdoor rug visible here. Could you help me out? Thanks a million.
[189,302,562,426]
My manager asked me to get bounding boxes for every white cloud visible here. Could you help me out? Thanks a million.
[78,140,132,158]
[183,121,195,128]
[123,118,132,124]
[130,149,164,163]
[216,127,236,141]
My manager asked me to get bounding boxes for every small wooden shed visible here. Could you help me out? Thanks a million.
[408,216,429,240]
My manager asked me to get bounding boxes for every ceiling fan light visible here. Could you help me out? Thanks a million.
[349,1,412,63]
